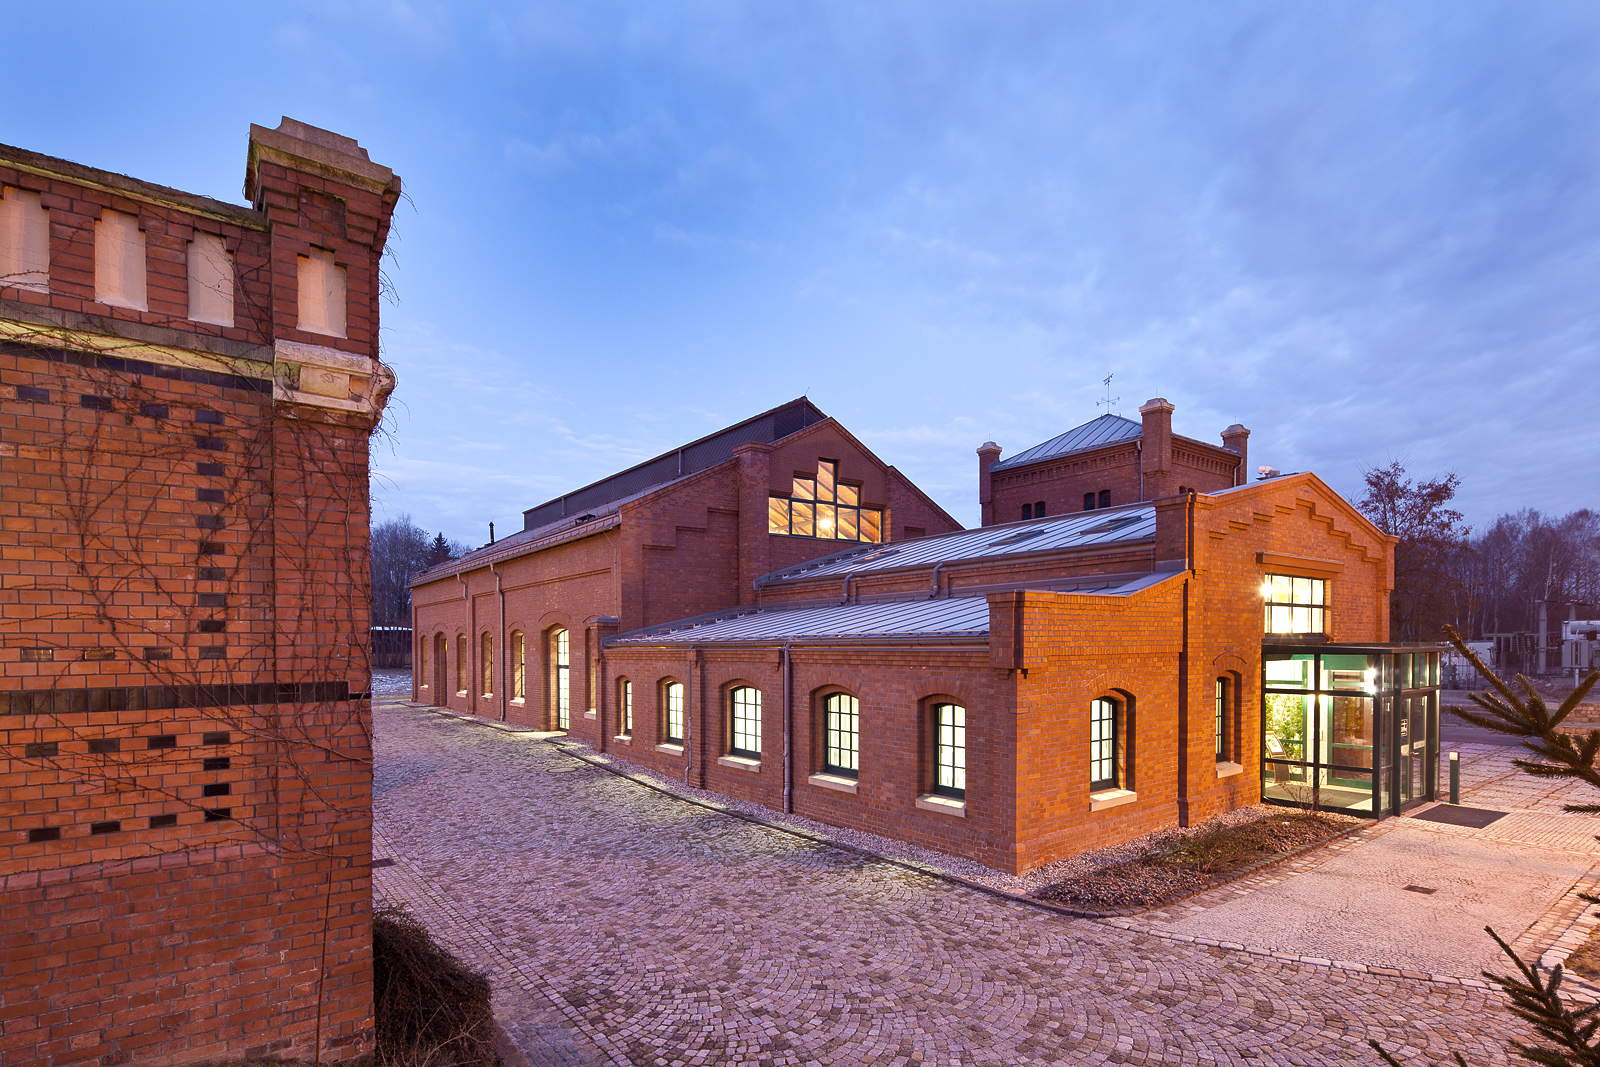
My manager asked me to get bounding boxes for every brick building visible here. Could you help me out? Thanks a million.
[409,398,963,729]
[977,398,1250,525]
[415,391,1439,874]
[1,119,397,1064]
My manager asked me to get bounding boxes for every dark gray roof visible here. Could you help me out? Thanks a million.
[990,413,1141,471]
[609,570,1181,645]
[758,505,1157,586]
[520,397,827,531]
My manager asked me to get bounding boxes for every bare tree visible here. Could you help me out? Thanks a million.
[1358,460,1474,641]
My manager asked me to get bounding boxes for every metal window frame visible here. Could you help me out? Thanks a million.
[932,702,966,799]
[553,628,570,730]
[822,692,859,777]
[729,685,762,758]
[664,681,685,743]
[1090,696,1118,790]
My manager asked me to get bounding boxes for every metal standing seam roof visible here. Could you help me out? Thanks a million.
[759,505,1157,585]
[608,570,1183,645]
[990,413,1142,472]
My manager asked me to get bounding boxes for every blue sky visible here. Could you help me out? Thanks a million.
[9,2,1598,541]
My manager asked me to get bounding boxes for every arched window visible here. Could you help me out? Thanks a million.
[663,681,685,743]
[418,637,428,688]
[1021,503,1033,520]
[823,693,859,777]
[618,679,633,736]
[552,629,570,729]
[1083,492,1096,511]
[455,635,466,695]
[511,631,525,700]
[729,687,762,757]
[480,633,494,696]
[1097,489,1111,509]
[1215,677,1230,761]
[1090,697,1119,790]
[1034,500,1046,517]
[932,703,966,799]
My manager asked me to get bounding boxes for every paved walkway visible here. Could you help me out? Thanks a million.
[372,701,1573,1066]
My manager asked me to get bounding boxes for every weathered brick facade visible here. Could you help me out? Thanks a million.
[1,120,398,1065]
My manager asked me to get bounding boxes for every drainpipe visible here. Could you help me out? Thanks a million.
[490,562,506,721]
[841,572,858,605]
[1137,439,1145,502]
[782,643,794,814]
[456,573,470,714]
[928,561,950,599]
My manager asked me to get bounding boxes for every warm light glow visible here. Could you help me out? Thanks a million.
[1260,581,1274,600]
[1364,668,1377,695]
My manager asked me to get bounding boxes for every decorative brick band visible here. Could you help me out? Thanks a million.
[2,680,356,716]
[1,339,271,395]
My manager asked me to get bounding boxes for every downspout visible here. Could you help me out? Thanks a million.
[928,561,950,599]
[1176,492,1195,827]
[841,572,857,605]
[782,643,794,814]
[1137,439,1145,501]
[456,573,470,714]
[490,562,506,721]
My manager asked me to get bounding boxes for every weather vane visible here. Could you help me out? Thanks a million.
[1097,373,1120,415]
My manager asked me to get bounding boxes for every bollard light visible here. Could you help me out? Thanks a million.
[1449,750,1460,805]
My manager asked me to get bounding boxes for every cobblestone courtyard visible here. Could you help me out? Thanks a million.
[373,700,1582,1066]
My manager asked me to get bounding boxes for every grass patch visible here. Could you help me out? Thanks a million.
[1034,811,1353,911]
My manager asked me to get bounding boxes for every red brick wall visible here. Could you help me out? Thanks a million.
[1,124,392,1066]
[987,438,1243,525]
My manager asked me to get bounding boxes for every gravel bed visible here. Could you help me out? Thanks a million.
[373,668,413,696]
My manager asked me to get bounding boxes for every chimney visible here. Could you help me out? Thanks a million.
[977,441,1002,527]
[1222,423,1250,486]
[1138,398,1174,499]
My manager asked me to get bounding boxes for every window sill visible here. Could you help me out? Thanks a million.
[808,773,858,795]
[584,710,596,719]
[656,743,684,755]
[1090,788,1138,811]
[455,691,468,698]
[1216,761,1244,779]
[510,698,525,706]
[915,793,966,818]
[717,754,761,772]
[612,734,632,745]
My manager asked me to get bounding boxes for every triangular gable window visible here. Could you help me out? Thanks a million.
[768,459,883,542]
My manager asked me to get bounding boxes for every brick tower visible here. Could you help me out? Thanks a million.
[1,119,399,1064]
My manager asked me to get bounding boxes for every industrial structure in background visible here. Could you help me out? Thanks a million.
[1,119,396,1064]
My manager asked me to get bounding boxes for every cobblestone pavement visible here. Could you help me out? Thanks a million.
[372,702,1551,1066]
[1454,741,1600,814]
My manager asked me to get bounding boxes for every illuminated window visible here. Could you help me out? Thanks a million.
[1090,697,1118,790]
[729,687,762,757]
[619,679,633,736]
[511,631,525,699]
[480,634,493,696]
[823,693,858,776]
[664,681,685,743]
[1263,574,1326,635]
[418,636,428,687]
[932,703,966,798]
[767,459,883,542]
[552,629,570,729]
[1215,677,1229,761]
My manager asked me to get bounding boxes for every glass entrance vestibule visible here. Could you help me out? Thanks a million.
[1261,643,1444,817]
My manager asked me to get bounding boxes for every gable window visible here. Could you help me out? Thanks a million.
[1098,490,1111,509]
[823,693,859,777]
[664,681,685,743]
[480,634,494,697]
[1083,492,1095,511]
[729,687,762,758]
[1090,697,1118,790]
[768,459,883,542]
[1022,503,1032,520]
[1263,574,1326,635]
[619,679,633,736]
[932,703,966,798]
[511,631,525,700]
[1034,500,1046,517]
[552,629,570,729]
